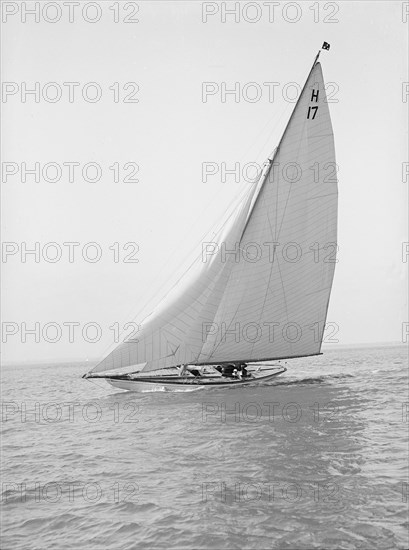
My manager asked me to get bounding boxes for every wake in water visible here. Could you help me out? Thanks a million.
[270,372,354,387]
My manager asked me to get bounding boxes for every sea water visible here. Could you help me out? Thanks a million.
[1,344,408,549]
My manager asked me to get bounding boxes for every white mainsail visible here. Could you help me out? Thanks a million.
[91,58,337,375]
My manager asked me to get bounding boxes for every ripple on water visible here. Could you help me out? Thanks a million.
[1,346,408,550]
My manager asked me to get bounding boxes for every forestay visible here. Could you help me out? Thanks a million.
[91,61,337,375]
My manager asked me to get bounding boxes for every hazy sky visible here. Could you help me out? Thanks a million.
[1,1,408,363]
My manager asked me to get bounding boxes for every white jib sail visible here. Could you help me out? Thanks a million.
[91,60,337,374]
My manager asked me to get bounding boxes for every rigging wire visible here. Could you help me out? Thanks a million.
[89,55,317,373]
[90,180,258,372]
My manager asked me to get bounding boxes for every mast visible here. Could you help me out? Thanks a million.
[88,43,336,375]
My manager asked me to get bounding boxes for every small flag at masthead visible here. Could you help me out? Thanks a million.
[322,42,330,50]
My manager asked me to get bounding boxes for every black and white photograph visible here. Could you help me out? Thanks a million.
[1,1,408,549]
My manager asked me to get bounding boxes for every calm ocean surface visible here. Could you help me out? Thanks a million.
[1,344,408,550]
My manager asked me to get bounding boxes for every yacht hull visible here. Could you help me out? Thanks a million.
[105,366,286,392]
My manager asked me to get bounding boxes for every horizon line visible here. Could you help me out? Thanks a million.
[1,340,407,367]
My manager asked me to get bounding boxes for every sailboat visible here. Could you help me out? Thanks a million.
[83,43,338,392]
